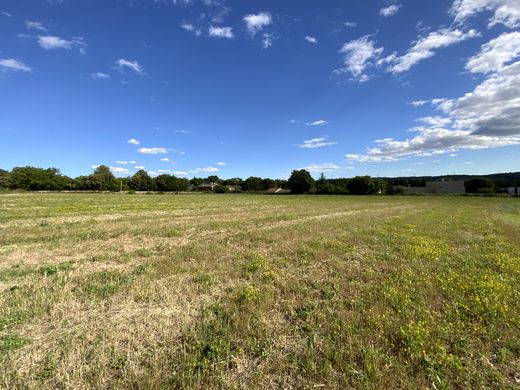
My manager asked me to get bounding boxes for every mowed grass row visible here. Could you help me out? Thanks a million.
[0,194,519,389]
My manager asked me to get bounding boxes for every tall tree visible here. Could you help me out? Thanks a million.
[288,169,314,194]
[347,176,375,195]
[129,170,154,191]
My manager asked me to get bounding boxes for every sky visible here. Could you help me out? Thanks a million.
[1,0,520,179]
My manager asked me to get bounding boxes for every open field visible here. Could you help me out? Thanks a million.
[0,193,519,389]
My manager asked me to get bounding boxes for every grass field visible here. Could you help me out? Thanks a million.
[0,193,519,389]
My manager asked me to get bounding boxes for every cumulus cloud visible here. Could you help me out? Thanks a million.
[127,138,140,145]
[451,0,520,28]
[386,28,479,73]
[116,161,128,165]
[91,72,110,80]
[0,58,32,73]
[302,163,340,173]
[216,162,226,166]
[466,31,520,74]
[134,165,145,170]
[335,35,384,82]
[160,157,170,162]
[115,58,145,75]
[299,137,338,149]
[305,36,317,44]
[26,21,47,32]
[243,12,272,35]
[137,147,168,154]
[174,171,188,176]
[208,26,234,39]
[379,4,401,17]
[346,59,520,161]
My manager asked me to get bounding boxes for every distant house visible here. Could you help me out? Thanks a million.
[196,183,217,192]
[506,186,519,196]
[266,187,291,195]
[398,179,466,195]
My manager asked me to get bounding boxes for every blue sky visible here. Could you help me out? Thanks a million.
[1,0,519,179]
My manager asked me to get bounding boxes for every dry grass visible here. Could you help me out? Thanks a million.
[0,193,519,389]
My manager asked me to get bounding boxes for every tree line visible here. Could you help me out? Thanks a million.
[0,165,517,195]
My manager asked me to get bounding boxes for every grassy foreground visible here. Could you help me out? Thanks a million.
[0,193,519,389]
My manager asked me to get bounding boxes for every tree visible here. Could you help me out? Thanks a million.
[207,175,221,184]
[288,169,314,194]
[9,166,71,191]
[262,178,276,191]
[190,177,204,188]
[0,169,10,189]
[90,165,118,191]
[213,184,229,193]
[465,178,496,194]
[154,175,190,191]
[347,176,376,195]
[129,170,154,191]
[244,176,263,192]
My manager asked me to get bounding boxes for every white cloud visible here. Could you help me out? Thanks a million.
[289,119,297,124]
[137,147,168,154]
[0,58,32,73]
[466,31,520,74]
[379,4,402,17]
[115,58,145,75]
[127,138,140,145]
[306,120,328,126]
[208,26,234,39]
[451,0,520,28]
[175,129,192,134]
[91,72,110,80]
[190,167,220,173]
[26,21,47,32]
[243,12,272,35]
[216,162,226,166]
[299,137,338,149]
[305,36,318,44]
[174,171,188,176]
[158,169,172,173]
[181,22,202,36]
[262,33,274,49]
[336,35,384,82]
[37,35,86,54]
[410,100,429,107]
[416,116,453,127]
[129,160,137,164]
[2,11,12,17]
[344,21,357,28]
[110,166,129,174]
[116,161,128,165]
[160,157,170,162]
[346,59,520,162]
[302,163,340,173]
[135,165,145,170]
[386,28,479,73]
